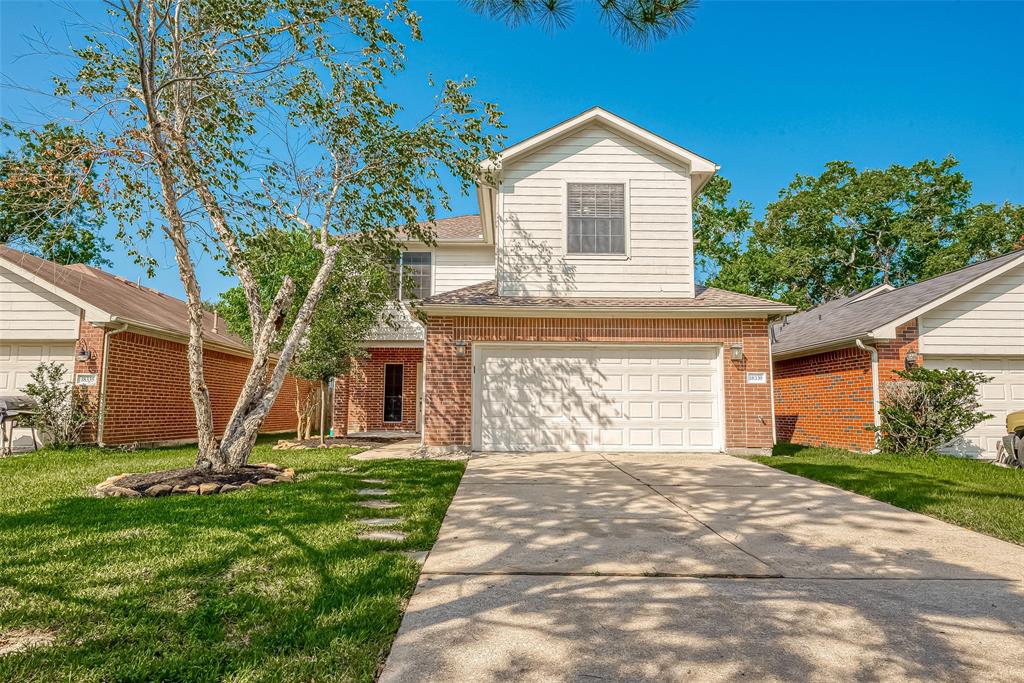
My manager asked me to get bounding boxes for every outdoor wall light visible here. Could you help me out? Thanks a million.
[76,345,93,362]
[905,349,918,369]
[729,342,744,362]
[453,340,468,358]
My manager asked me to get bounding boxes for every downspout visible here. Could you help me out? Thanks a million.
[97,323,129,447]
[855,339,881,450]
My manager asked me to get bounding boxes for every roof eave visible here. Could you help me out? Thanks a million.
[418,303,795,319]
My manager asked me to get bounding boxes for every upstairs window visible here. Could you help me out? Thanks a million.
[397,251,432,300]
[567,183,626,255]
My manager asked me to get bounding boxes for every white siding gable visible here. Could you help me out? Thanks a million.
[433,246,495,295]
[497,123,696,299]
[0,265,81,341]
[919,262,1024,355]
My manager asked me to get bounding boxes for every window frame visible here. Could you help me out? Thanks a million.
[562,179,631,261]
[396,250,434,300]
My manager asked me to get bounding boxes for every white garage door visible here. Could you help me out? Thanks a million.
[927,356,1024,458]
[474,344,723,452]
[0,342,76,393]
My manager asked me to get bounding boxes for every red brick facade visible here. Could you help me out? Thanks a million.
[422,315,776,452]
[73,321,314,446]
[333,347,423,434]
[772,322,921,452]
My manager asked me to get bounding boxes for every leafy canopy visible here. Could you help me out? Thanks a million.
[698,157,1024,309]
[0,123,110,266]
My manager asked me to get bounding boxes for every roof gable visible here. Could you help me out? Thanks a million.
[491,107,718,179]
[772,249,1024,357]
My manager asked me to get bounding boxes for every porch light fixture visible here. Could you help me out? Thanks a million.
[453,340,468,358]
[76,345,93,362]
[729,342,744,362]
[904,349,918,369]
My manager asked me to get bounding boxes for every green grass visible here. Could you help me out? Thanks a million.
[0,437,464,682]
[753,443,1024,546]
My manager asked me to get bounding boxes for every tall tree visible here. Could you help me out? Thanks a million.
[464,0,699,47]
[700,158,1024,309]
[52,0,502,471]
[216,228,396,443]
[0,123,111,266]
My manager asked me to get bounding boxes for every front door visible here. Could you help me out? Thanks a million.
[383,363,404,424]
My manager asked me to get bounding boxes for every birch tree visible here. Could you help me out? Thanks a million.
[53,0,501,471]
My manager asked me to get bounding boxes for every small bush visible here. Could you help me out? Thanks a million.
[878,366,992,454]
[22,362,93,449]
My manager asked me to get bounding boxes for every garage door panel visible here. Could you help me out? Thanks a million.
[927,356,1024,458]
[475,344,723,452]
[1,342,75,393]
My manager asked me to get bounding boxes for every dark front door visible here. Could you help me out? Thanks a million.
[384,363,404,423]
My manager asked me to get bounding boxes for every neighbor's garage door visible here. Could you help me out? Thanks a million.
[0,342,75,393]
[474,344,722,452]
[927,356,1024,458]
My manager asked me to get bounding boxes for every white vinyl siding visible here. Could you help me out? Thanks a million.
[0,342,76,393]
[473,344,723,452]
[0,266,81,341]
[497,123,696,299]
[433,246,495,294]
[919,263,1024,355]
[926,356,1024,458]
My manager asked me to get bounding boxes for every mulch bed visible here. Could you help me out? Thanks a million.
[273,436,412,450]
[94,463,294,498]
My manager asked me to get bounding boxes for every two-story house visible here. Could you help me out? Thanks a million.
[332,108,795,454]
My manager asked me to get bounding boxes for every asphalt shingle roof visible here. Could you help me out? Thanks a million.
[0,245,249,352]
[397,214,484,241]
[772,249,1024,356]
[418,280,794,311]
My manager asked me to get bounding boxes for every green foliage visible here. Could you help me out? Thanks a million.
[464,0,699,48]
[0,123,110,266]
[216,228,394,381]
[700,159,1024,309]
[0,440,464,680]
[756,444,1024,545]
[21,362,93,449]
[878,367,993,455]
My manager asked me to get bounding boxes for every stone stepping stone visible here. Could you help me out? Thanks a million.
[357,500,400,509]
[361,478,387,484]
[402,550,428,566]
[358,530,406,542]
[361,517,402,527]
[357,488,390,496]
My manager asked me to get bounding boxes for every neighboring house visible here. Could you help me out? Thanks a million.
[334,107,795,454]
[0,246,312,446]
[772,248,1024,458]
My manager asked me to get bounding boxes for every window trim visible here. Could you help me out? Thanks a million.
[397,250,434,300]
[561,179,631,261]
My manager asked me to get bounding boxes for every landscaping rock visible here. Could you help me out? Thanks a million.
[219,484,239,494]
[256,478,277,486]
[183,485,200,495]
[145,484,173,497]
[105,486,141,498]
[198,483,220,495]
[240,482,258,490]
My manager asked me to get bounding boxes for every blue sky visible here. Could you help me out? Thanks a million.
[2,1,1022,298]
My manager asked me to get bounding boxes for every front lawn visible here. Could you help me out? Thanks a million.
[753,443,1024,546]
[0,437,464,682]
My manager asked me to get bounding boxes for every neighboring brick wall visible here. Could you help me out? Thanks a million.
[336,347,423,433]
[772,321,922,452]
[72,317,105,442]
[100,331,314,445]
[422,316,775,452]
[774,347,875,451]
[331,374,349,437]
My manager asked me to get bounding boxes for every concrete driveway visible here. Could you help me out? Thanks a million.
[380,452,1024,682]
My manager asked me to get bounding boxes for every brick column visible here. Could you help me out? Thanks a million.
[332,373,349,437]
[422,316,472,448]
[73,316,105,444]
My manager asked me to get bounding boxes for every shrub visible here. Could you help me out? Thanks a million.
[878,366,992,454]
[22,362,93,449]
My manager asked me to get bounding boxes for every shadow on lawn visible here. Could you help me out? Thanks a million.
[0,457,463,682]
